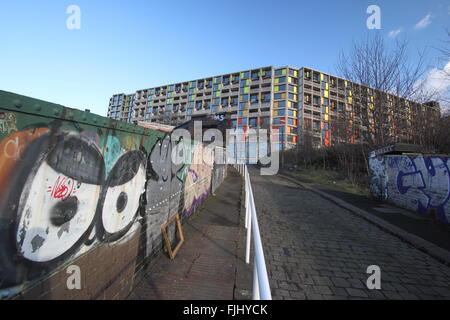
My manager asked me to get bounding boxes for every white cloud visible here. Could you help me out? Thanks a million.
[388,28,403,38]
[416,60,450,112]
[414,13,432,30]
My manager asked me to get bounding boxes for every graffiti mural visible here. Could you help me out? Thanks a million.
[182,144,213,217]
[0,91,227,299]
[144,134,187,255]
[369,153,450,224]
[368,155,387,199]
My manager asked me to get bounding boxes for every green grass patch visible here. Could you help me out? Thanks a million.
[282,168,370,197]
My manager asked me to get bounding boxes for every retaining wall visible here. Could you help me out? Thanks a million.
[0,91,227,299]
[369,152,450,225]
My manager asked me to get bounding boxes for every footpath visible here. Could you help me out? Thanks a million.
[128,167,251,299]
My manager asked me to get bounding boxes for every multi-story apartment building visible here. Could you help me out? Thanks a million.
[107,66,440,150]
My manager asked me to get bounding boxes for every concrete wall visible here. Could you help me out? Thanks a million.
[0,91,227,299]
[369,153,450,225]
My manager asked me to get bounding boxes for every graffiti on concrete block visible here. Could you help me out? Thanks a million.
[369,153,450,224]
[0,93,227,299]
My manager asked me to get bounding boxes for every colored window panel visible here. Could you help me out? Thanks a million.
[241,71,249,79]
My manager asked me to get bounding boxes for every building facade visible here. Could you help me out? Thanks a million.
[107,66,440,150]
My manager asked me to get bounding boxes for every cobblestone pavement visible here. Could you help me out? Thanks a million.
[249,167,450,300]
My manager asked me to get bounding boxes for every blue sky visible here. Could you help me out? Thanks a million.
[0,0,449,116]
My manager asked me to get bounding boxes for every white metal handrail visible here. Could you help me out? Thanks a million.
[233,163,272,300]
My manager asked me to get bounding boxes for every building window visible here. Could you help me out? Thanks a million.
[313,96,320,105]
[262,69,272,78]
[275,85,286,92]
[276,76,286,84]
[241,71,249,79]
[250,94,258,104]
[261,92,271,102]
[275,68,286,76]
[313,72,320,82]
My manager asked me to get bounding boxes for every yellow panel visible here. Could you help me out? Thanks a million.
[320,73,324,81]
[324,90,329,98]
[325,114,329,121]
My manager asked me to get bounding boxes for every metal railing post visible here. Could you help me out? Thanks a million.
[241,164,272,300]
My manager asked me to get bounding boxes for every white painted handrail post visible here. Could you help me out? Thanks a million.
[248,177,272,300]
[241,164,272,300]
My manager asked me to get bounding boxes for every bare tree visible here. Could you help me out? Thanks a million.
[337,33,437,146]
[435,28,450,64]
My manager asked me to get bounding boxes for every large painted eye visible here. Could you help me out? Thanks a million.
[101,151,146,239]
[16,134,104,263]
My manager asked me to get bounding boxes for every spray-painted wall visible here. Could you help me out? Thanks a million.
[0,91,227,299]
[369,153,450,225]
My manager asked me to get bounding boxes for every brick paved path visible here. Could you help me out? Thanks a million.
[249,167,450,300]
[128,168,242,300]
